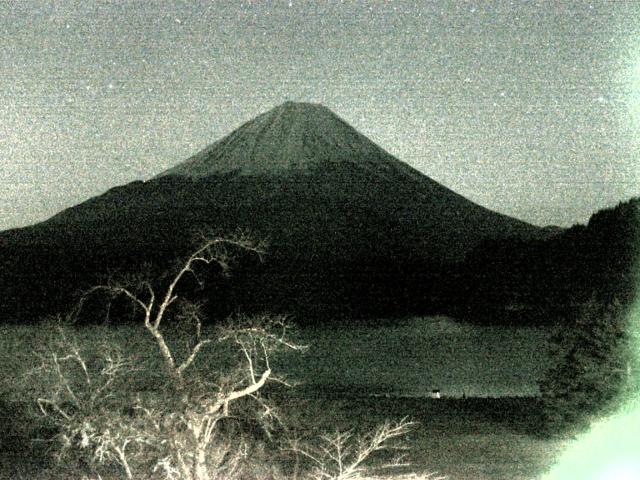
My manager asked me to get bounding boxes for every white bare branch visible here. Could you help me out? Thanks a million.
[74,235,267,387]
[289,418,416,480]
[154,235,266,332]
[225,367,271,403]
[176,339,212,376]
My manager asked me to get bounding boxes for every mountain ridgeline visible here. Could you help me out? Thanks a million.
[0,102,636,324]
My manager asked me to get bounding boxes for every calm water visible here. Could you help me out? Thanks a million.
[278,316,553,398]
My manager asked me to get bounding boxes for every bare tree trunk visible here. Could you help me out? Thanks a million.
[145,323,181,382]
[193,447,209,480]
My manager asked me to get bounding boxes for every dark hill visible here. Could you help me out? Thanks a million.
[453,197,640,325]
[0,102,544,322]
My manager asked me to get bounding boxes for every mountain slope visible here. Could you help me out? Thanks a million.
[43,102,540,256]
[0,102,544,321]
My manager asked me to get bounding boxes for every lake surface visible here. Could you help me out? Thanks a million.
[277,316,553,398]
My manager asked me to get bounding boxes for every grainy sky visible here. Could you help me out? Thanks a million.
[1,0,639,230]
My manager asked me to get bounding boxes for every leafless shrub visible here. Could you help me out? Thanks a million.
[28,320,148,478]
[27,236,305,479]
[289,418,417,480]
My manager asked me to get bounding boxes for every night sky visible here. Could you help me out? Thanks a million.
[1,0,639,230]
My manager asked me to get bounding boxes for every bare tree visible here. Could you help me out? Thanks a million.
[29,322,149,479]
[79,232,268,386]
[139,314,304,480]
[27,233,433,480]
[288,418,417,480]
[30,234,306,479]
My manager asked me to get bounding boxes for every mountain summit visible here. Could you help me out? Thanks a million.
[159,101,409,178]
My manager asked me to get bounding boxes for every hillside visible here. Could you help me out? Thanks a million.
[453,197,640,324]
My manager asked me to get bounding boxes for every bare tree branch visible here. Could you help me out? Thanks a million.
[176,340,212,376]
[288,418,417,480]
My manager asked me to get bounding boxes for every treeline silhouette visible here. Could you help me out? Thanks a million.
[449,197,639,326]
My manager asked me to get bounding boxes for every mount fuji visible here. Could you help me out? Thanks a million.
[0,102,544,321]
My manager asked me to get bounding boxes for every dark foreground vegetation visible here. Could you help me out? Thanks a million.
[0,238,433,479]
[458,198,640,436]
[0,235,566,479]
